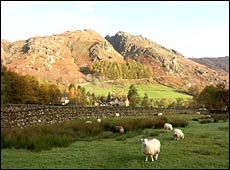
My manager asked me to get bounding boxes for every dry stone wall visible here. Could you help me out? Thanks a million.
[1,104,195,128]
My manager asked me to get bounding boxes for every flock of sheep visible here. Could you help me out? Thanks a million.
[141,122,184,162]
[86,112,185,162]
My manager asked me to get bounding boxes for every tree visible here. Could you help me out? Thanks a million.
[159,98,169,108]
[141,92,150,107]
[198,84,229,110]
[188,84,203,97]
[127,84,140,107]
[106,92,112,102]
[38,83,50,104]
[176,98,185,109]
[77,86,88,106]
[24,75,40,103]
[48,84,61,104]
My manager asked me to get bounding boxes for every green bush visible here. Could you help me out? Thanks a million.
[169,119,189,127]
[152,119,167,129]
[199,119,212,124]
[212,114,229,122]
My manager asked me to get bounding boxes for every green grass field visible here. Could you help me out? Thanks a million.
[82,80,192,99]
[1,113,229,169]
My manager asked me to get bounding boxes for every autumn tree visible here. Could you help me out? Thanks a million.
[48,84,61,104]
[141,92,150,107]
[127,84,140,107]
[198,84,229,110]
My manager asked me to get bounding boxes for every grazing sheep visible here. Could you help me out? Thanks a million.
[112,126,124,133]
[196,112,200,115]
[157,113,163,116]
[141,138,161,162]
[173,128,184,140]
[164,123,173,131]
[115,113,120,117]
[96,118,101,123]
[85,121,92,124]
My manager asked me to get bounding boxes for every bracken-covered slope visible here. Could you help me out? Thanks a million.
[105,31,229,90]
[1,29,125,85]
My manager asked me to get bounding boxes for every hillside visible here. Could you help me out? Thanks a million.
[189,56,229,73]
[1,29,125,85]
[105,31,229,90]
[81,79,192,99]
[1,29,229,91]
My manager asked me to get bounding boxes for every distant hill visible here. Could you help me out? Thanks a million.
[1,29,229,91]
[189,56,229,73]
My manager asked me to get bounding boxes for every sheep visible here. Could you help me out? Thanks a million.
[112,125,124,133]
[115,113,120,117]
[173,128,184,140]
[164,123,173,132]
[85,121,92,124]
[96,118,101,123]
[157,113,163,116]
[196,111,200,115]
[141,138,161,162]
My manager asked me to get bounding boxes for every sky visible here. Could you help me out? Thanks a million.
[1,1,229,58]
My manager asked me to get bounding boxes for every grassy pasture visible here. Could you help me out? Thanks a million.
[1,113,229,169]
[82,80,192,99]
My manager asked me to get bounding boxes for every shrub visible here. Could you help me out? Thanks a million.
[212,114,229,122]
[199,119,212,124]
[192,118,199,121]
[1,117,189,151]
[169,119,189,127]
[152,119,167,129]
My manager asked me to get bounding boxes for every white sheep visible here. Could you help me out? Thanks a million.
[141,138,161,162]
[85,121,92,124]
[157,113,163,116]
[113,126,124,133]
[96,118,101,123]
[173,128,184,140]
[164,123,173,131]
[115,113,120,117]
[196,111,200,115]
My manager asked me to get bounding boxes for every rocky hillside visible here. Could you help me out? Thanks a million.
[1,29,125,85]
[105,31,229,90]
[189,56,229,73]
[1,29,229,91]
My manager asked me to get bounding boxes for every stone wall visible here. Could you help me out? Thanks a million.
[1,104,196,128]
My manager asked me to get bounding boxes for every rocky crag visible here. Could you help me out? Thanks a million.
[1,29,125,85]
[1,29,229,91]
[106,31,229,90]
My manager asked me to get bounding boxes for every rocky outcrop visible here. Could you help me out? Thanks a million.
[89,41,123,62]
[105,32,229,90]
[1,29,125,85]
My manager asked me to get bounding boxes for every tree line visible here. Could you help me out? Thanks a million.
[1,65,61,105]
[88,59,153,80]
[1,63,229,111]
